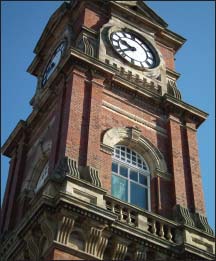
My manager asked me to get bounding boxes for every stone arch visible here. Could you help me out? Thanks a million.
[102,127,170,179]
[68,229,85,251]
[29,140,52,191]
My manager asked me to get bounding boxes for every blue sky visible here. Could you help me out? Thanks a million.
[1,1,215,230]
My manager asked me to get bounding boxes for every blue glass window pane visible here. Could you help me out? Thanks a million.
[143,162,147,170]
[112,163,118,173]
[121,152,125,160]
[112,175,128,202]
[120,165,128,177]
[139,174,147,186]
[130,182,148,209]
[130,170,138,182]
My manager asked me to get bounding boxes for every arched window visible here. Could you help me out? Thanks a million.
[35,161,49,193]
[111,145,150,210]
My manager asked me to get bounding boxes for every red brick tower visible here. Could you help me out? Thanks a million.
[1,1,214,260]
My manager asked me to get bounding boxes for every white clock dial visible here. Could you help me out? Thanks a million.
[42,41,66,86]
[110,31,157,69]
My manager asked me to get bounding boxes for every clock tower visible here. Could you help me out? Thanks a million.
[1,1,214,260]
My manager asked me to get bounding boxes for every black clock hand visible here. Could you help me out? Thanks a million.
[120,39,136,51]
[121,46,136,52]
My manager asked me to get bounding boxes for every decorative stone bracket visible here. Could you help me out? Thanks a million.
[76,32,97,58]
[24,231,40,261]
[79,165,102,188]
[23,222,51,261]
[133,245,147,261]
[52,157,80,181]
[84,222,109,259]
[51,157,102,188]
[56,213,78,244]
[193,213,214,235]
[167,78,181,100]
[111,236,130,260]
[173,204,195,227]
[173,205,214,235]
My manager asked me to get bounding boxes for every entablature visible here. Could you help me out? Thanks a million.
[1,173,215,261]
[1,48,208,158]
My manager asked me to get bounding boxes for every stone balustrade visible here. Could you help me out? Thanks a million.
[105,195,177,244]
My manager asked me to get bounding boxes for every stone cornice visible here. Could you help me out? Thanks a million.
[183,242,215,260]
[70,48,163,101]
[110,2,164,31]
[1,176,215,260]
[2,49,208,157]
[163,94,208,128]
[1,120,26,157]
[166,68,181,81]
[2,48,208,158]
[110,221,178,252]
[33,2,70,55]
[110,1,186,52]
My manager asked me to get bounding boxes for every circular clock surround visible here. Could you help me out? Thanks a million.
[109,30,158,70]
[42,40,67,87]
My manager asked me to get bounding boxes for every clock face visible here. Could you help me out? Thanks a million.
[42,41,66,86]
[110,31,157,69]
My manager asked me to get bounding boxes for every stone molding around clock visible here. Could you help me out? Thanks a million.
[99,19,166,81]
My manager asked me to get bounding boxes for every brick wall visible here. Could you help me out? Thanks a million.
[46,248,83,260]
[156,42,175,70]
[84,7,108,31]
[1,1,206,235]
[186,123,206,215]
[167,115,188,208]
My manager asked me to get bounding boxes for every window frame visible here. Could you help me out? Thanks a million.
[112,145,151,211]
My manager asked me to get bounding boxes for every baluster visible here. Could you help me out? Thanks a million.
[111,202,115,213]
[151,220,156,234]
[142,77,147,85]
[159,223,165,239]
[127,209,131,224]
[166,226,173,242]
[120,207,123,221]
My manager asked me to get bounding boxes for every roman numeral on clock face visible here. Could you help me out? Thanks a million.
[115,47,124,54]
[145,60,152,67]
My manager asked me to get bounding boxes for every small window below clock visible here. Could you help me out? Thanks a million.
[35,161,49,193]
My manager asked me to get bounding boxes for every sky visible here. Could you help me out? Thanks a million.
[1,1,215,230]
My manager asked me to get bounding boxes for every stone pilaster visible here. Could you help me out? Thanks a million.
[56,214,77,244]
[84,222,108,258]
[111,236,129,260]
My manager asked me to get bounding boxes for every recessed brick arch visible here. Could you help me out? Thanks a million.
[28,140,52,191]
